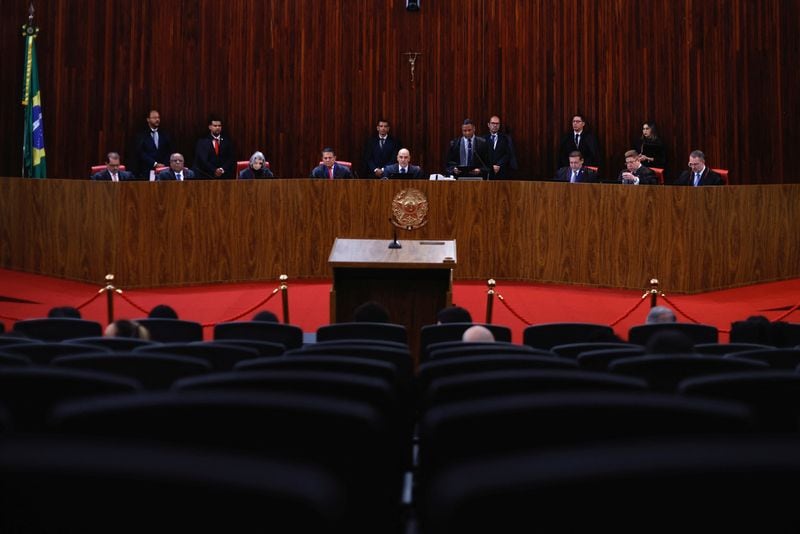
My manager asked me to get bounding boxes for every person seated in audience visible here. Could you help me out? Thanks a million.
[645,330,694,354]
[104,319,150,340]
[554,151,598,183]
[156,153,196,181]
[239,151,274,179]
[310,147,353,179]
[645,306,676,324]
[634,121,667,169]
[462,325,495,343]
[91,152,135,181]
[148,304,178,319]
[674,150,724,186]
[437,305,472,324]
[353,301,391,323]
[619,150,657,185]
[252,310,279,322]
[47,306,82,319]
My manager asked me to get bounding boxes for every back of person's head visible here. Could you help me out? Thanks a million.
[252,310,279,323]
[148,304,178,319]
[437,306,472,324]
[646,306,676,325]
[645,330,694,354]
[47,306,82,319]
[104,319,150,340]
[462,325,495,343]
[352,301,391,323]
[730,315,771,344]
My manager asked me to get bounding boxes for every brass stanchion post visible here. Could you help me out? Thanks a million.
[104,274,116,324]
[280,274,290,324]
[649,278,660,308]
[485,278,496,324]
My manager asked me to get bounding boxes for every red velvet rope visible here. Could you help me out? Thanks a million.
[773,301,800,322]
[496,294,533,326]
[74,290,104,311]
[201,287,281,327]
[0,313,22,322]
[117,292,150,315]
[608,295,648,327]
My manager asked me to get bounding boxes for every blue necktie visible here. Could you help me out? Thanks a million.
[694,172,701,186]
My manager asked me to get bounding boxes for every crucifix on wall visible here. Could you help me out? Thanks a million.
[403,51,422,88]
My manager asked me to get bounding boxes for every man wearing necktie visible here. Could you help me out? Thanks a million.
[445,119,490,178]
[91,152,135,181]
[193,116,236,179]
[156,153,196,181]
[674,150,724,186]
[132,109,173,179]
[364,119,400,178]
[382,148,423,179]
[310,148,353,179]
[558,114,602,168]
[483,115,519,179]
[553,151,598,183]
[619,150,658,185]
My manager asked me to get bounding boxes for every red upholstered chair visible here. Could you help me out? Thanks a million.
[584,165,598,173]
[711,168,729,184]
[319,160,352,169]
[649,167,665,184]
[90,164,126,176]
[236,160,271,178]
[152,165,168,181]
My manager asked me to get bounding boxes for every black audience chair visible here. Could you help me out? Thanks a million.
[71,336,158,351]
[551,342,639,359]
[422,369,648,412]
[235,355,398,390]
[0,366,140,432]
[51,390,404,531]
[417,354,579,399]
[1,342,110,365]
[0,337,38,348]
[576,347,647,371]
[725,348,800,370]
[214,321,304,349]
[134,342,260,371]
[427,341,553,361]
[52,352,211,390]
[135,318,203,342]
[609,354,768,392]
[0,354,32,367]
[0,435,347,532]
[12,318,103,341]
[680,370,800,432]
[316,322,408,345]
[419,436,800,533]
[207,338,285,357]
[628,323,719,346]
[693,342,775,356]
[522,323,616,350]
[420,323,512,360]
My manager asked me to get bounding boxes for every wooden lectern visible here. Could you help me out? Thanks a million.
[328,238,456,362]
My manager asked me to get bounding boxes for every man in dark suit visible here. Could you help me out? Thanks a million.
[364,118,401,178]
[156,153,196,181]
[91,152,135,181]
[193,116,235,179]
[619,150,658,185]
[131,109,173,179]
[310,148,353,179]
[382,148,423,179]
[554,151,598,183]
[674,150,724,186]
[445,119,490,178]
[558,114,602,168]
[484,115,519,179]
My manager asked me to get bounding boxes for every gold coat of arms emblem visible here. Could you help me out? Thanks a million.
[391,188,429,230]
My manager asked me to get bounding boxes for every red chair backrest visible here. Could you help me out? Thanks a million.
[237,160,272,177]
[584,165,598,173]
[711,168,729,184]
[650,167,665,185]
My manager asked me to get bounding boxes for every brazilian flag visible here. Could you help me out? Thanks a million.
[22,21,46,178]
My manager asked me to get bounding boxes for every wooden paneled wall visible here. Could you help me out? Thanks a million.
[1,178,798,293]
[1,1,798,183]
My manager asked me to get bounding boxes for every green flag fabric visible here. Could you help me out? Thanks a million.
[22,23,46,178]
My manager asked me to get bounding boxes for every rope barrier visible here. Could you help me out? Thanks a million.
[496,294,533,326]
[773,301,800,322]
[74,289,103,311]
[659,294,705,325]
[0,313,22,322]
[201,286,281,327]
[608,294,648,327]
[117,292,150,315]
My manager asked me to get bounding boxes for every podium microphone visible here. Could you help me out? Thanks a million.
[388,218,401,249]
[471,140,490,179]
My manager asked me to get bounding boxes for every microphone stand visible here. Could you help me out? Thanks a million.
[388,218,401,249]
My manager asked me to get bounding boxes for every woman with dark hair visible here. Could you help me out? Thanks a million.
[239,151,274,179]
[635,121,667,169]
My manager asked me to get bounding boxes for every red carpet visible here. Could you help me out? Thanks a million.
[1,268,798,343]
